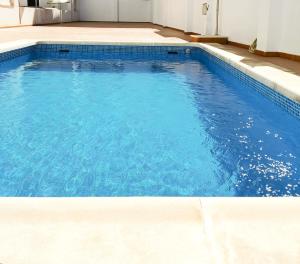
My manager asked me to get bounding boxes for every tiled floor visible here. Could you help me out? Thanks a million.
[0,22,300,263]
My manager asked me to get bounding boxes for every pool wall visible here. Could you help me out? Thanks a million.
[0,42,299,120]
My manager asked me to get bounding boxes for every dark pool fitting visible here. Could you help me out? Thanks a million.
[27,0,39,7]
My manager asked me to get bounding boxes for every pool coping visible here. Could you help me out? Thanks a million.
[1,39,300,105]
[0,197,299,263]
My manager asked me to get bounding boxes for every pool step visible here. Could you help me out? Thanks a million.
[190,35,228,44]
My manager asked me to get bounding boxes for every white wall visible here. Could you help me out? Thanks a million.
[219,0,259,45]
[152,0,300,55]
[218,0,300,55]
[188,0,209,34]
[253,0,300,55]
[78,0,202,32]
[119,0,152,22]
[152,0,216,35]
[0,0,20,27]
[79,0,118,21]
[152,0,223,35]
[278,0,300,55]
[152,0,164,25]
[79,0,152,22]
[166,0,187,31]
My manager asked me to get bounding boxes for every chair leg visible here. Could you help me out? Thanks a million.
[60,4,63,23]
[18,0,22,25]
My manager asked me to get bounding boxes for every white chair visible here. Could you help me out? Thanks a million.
[47,0,72,23]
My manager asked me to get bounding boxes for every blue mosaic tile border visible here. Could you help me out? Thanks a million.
[191,47,300,119]
[0,43,299,119]
[34,44,190,55]
[0,45,35,63]
[34,44,192,60]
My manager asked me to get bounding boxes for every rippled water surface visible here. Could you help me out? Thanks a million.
[0,53,299,196]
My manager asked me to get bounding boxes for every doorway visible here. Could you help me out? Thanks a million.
[79,0,152,22]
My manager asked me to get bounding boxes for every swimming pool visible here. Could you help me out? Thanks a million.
[0,44,299,196]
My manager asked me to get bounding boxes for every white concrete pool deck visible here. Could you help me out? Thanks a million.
[0,24,300,263]
[0,198,300,264]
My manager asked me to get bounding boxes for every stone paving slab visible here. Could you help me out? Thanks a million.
[0,198,299,264]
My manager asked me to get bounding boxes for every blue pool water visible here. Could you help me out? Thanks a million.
[0,46,299,196]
